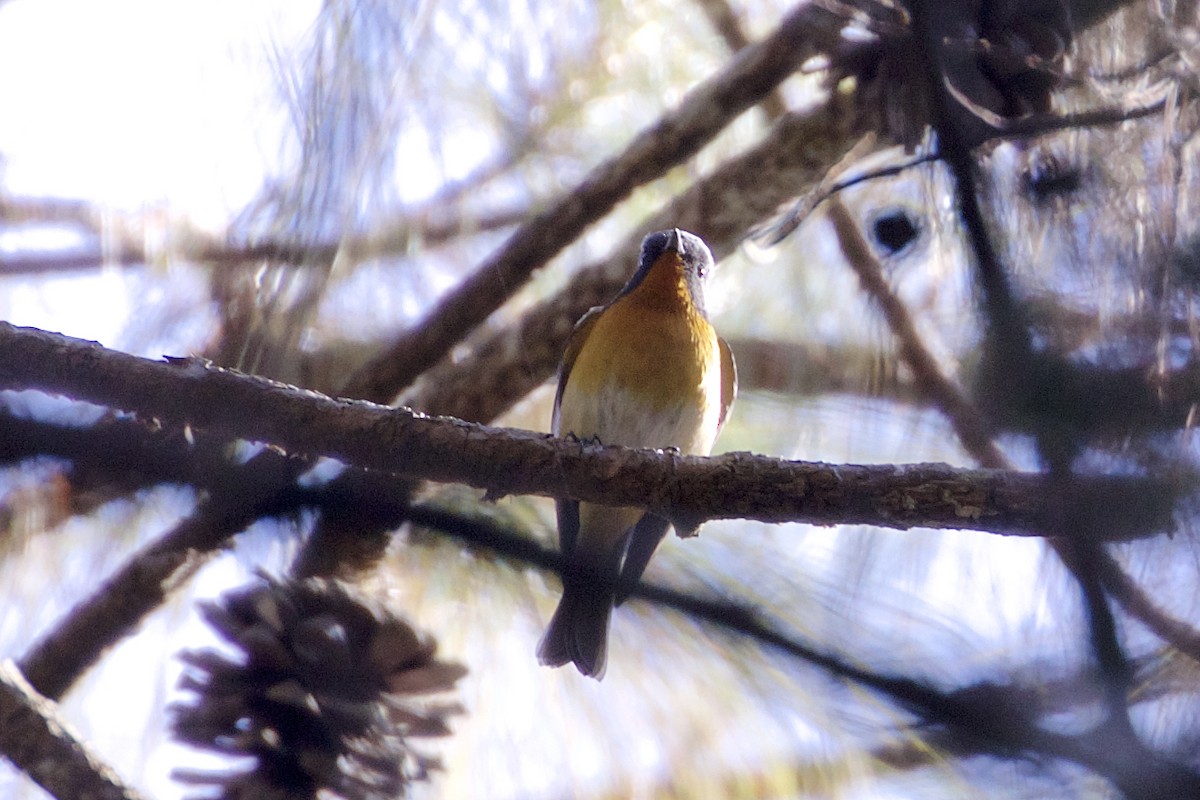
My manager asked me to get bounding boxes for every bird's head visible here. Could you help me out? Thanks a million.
[619,228,715,315]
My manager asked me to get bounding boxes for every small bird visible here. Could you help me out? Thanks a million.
[537,228,737,679]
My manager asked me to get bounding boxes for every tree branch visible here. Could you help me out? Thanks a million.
[3,395,1191,797]
[692,0,789,120]
[0,661,146,800]
[0,323,1179,540]
[193,203,530,269]
[0,192,528,278]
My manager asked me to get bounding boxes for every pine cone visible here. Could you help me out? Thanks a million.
[170,575,466,800]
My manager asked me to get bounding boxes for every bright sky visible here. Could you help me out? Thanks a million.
[0,0,309,221]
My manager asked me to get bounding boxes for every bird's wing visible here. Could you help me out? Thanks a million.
[551,305,605,555]
[552,305,605,435]
[718,335,737,429]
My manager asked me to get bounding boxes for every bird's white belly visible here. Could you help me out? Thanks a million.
[557,376,721,456]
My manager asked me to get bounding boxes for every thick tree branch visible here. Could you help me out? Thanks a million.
[3,402,1178,711]
[0,661,147,800]
[0,323,1180,539]
[340,1,849,404]
[4,389,1193,799]
[0,406,240,500]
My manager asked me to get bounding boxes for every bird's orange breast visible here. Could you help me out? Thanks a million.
[568,301,717,404]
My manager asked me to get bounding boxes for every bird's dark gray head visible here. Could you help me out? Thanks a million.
[619,228,715,313]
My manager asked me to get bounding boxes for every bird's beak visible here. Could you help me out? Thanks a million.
[665,228,682,252]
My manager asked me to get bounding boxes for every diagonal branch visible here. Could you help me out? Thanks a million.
[410,505,1200,800]
[830,179,1200,794]
[830,190,1200,666]
[692,0,789,120]
[828,199,1005,467]
[886,0,1190,777]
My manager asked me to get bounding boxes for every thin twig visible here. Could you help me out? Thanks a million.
[195,204,530,269]
[407,504,1200,800]
[0,194,527,277]
[829,199,1005,467]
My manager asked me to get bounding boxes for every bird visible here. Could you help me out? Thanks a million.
[537,228,737,679]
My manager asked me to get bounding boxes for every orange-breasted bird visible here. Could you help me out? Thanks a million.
[537,228,736,679]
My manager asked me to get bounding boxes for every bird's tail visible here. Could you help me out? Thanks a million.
[537,580,614,679]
